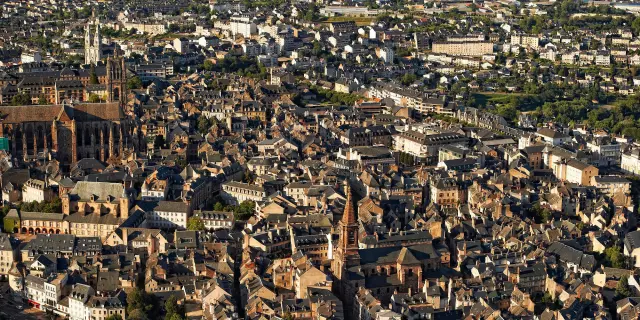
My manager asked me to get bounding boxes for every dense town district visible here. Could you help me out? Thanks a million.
[6,0,640,320]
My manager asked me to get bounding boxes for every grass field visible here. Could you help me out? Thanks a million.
[473,92,530,107]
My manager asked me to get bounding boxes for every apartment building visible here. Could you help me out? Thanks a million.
[622,149,640,175]
[0,234,15,279]
[143,201,191,230]
[393,130,468,161]
[511,34,539,49]
[553,159,599,186]
[587,136,621,166]
[70,285,127,320]
[431,41,493,56]
[221,181,267,205]
[193,210,235,230]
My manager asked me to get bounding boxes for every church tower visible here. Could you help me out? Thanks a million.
[332,182,361,289]
[84,12,102,65]
[106,56,127,102]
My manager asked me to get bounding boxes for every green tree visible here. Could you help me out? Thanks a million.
[604,245,625,268]
[154,135,165,149]
[616,275,632,298]
[401,73,418,86]
[203,60,215,71]
[127,77,143,90]
[106,315,123,320]
[234,200,255,221]
[38,95,48,105]
[214,202,225,211]
[632,17,640,36]
[88,94,101,103]
[128,309,149,320]
[166,315,183,320]
[187,217,205,231]
[126,288,158,316]
[11,93,32,106]
[164,295,185,320]
[89,65,99,84]
[197,116,211,135]
[529,202,552,223]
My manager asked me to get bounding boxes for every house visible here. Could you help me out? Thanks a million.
[536,128,571,146]
[624,230,640,268]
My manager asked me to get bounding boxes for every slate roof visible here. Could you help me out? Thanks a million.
[358,244,438,267]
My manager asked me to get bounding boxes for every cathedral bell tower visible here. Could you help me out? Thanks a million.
[84,9,102,65]
[332,182,360,282]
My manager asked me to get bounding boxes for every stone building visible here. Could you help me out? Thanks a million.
[0,101,141,166]
[332,184,441,318]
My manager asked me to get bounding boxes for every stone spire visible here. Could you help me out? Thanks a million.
[341,182,357,226]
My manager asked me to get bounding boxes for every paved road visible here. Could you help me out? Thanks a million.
[0,282,44,320]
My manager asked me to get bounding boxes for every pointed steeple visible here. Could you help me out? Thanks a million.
[341,182,357,226]
[94,21,101,47]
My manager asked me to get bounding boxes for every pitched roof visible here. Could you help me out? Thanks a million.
[70,181,125,202]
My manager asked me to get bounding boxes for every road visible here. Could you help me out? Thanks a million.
[0,282,45,320]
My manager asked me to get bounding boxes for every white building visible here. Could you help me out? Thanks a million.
[173,37,189,54]
[144,201,190,230]
[22,178,53,203]
[193,210,234,230]
[69,284,95,320]
[536,128,571,146]
[378,47,394,64]
[21,51,42,63]
[230,15,257,38]
[69,285,126,320]
[587,137,621,166]
[221,181,266,205]
[622,149,640,175]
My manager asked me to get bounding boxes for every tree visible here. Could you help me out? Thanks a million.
[154,135,165,149]
[529,202,552,223]
[164,295,185,320]
[203,60,215,71]
[604,245,625,268]
[166,314,183,320]
[616,275,632,298]
[234,200,255,221]
[126,288,158,316]
[187,217,205,231]
[89,65,99,84]
[88,94,101,103]
[106,315,123,320]
[11,93,32,106]
[632,16,640,36]
[401,73,418,86]
[128,309,149,320]
[127,77,143,90]
[197,116,211,135]
[38,95,48,105]
[214,202,225,211]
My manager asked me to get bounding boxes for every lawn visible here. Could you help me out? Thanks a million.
[473,92,530,107]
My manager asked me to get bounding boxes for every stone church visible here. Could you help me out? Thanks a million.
[85,18,103,65]
[331,184,444,319]
[0,102,142,166]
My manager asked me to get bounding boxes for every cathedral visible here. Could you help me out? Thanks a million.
[85,16,102,65]
[0,16,139,167]
[0,102,143,166]
[332,184,445,319]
